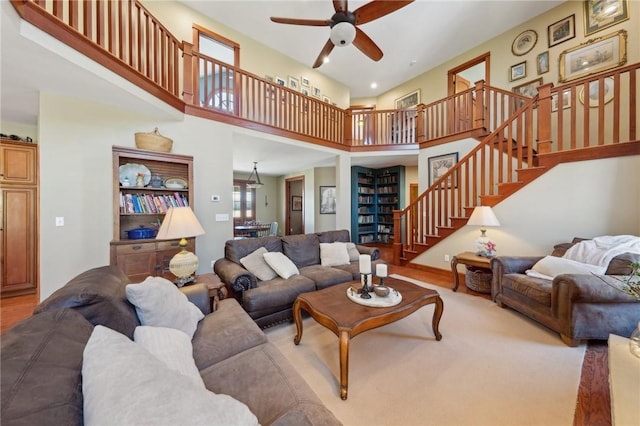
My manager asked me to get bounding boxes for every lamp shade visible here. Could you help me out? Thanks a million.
[467,206,500,227]
[330,22,356,47]
[156,207,205,240]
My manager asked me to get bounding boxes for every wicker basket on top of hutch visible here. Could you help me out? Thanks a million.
[110,146,194,282]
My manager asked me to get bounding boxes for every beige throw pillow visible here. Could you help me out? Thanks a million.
[263,252,299,279]
[320,242,350,266]
[240,247,277,281]
[526,255,607,280]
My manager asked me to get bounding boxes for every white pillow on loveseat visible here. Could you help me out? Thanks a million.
[320,242,350,266]
[83,325,258,426]
[263,252,299,279]
[125,276,204,338]
[526,255,607,280]
[240,247,278,281]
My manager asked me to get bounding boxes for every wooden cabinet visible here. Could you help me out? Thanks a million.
[1,139,39,298]
[110,146,194,282]
[351,165,405,244]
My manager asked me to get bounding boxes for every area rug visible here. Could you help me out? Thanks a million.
[264,275,586,426]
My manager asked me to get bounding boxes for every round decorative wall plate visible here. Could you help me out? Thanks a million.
[512,29,538,56]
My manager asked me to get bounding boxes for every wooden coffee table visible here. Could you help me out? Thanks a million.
[292,276,443,400]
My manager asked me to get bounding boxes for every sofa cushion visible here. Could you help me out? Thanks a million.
[225,236,282,265]
[82,326,259,426]
[34,265,139,338]
[1,309,93,426]
[346,242,361,262]
[282,233,321,267]
[320,242,350,266]
[125,276,204,338]
[240,247,278,281]
[317,229,351,243]
[133,326,204,388]
[299,265,354,290]
[502,274,552,306]
[263,252,300,279]
[243,275,316,314]
[527,255,607,280]
[192,298,268,370]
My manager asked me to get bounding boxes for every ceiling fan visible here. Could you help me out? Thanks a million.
[270,0,414,68]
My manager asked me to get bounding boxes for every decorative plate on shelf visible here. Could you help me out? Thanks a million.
[164,176,188,189]
[119,163,151,186]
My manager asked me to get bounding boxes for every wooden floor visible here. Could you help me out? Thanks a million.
[0,246,610,425]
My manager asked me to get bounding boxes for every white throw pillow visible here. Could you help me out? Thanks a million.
[83,326,259,426]
[133,326,204,388]
[526,255,607,280]
[320,242,350,266]
[125,276,204,338]
[240,247,278,281]
[263,252,299,279]
[346,242,361,262]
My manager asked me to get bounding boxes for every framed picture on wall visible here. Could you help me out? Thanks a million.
[511,29,537,56]
[537,51,549,75]
[583,0,629,36]
[428,152,458,187]
[547,14,575,47]
[291,196,302,211]
[395,89,420,109]
[510,61,526,81]
[319,186,336,214]
[558,30,627,82]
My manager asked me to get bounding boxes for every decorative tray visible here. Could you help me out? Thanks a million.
[164,176,188,189]
[346,286,402,308]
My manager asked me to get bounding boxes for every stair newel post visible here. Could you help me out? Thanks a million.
[474,80,486,131]
[344,108,354,146]
[182,41,194,105]
[393,209,402,265]
[536,83,554,154]
[416,103,426,143]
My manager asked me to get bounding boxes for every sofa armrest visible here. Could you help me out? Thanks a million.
[357,244,380,261]
[213,258,257,293]
[490,256,543,301]
[553,274,638,305]
[179,283,211,315]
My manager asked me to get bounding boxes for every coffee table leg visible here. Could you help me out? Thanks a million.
[339,330,350,400]
[432,296,444,341]
[293,299,303,345]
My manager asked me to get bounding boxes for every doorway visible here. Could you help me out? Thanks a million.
[285,176,304,235]
[447,52,490,132]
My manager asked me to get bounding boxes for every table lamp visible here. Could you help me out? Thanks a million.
[467,206,500,257]
[156,206,205,287]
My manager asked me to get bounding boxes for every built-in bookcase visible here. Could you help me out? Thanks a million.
[351,165,405,244]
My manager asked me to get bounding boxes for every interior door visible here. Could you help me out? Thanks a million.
[447,53,489,133]
[285,176,304,235]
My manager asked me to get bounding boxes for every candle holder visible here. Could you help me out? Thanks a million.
[378,276,386,287]
[359,273,372,299]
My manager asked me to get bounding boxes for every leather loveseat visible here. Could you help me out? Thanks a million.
[214,229,383,328]
[1,265,341,426]
[491,238,640,346]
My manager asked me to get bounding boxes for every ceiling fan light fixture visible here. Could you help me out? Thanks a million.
[330,22,356,47]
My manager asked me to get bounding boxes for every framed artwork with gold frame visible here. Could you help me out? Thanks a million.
[583,0,629,36]
[558,30,627,82]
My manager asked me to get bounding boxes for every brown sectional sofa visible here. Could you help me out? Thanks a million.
[491,238,640,346]
[214,229,383,328]
[1,265,341,426]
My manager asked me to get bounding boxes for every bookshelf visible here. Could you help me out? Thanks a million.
[110,146,194,282]
[351,165,405,244]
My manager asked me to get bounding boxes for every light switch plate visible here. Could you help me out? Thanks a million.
[215,214,229,221]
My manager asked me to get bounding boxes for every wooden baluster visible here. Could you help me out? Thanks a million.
[536,83,553,154]
[181,42,193,105]
[630,70,637,141]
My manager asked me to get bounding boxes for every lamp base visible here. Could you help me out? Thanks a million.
[174,275,195,288]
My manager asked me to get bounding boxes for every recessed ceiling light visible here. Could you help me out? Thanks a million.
[323,57,330,64]
[370,82,378,89]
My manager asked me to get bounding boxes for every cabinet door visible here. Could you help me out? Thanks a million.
[1,188,37,296]
[1,144,37,185]
[113,242,157,282]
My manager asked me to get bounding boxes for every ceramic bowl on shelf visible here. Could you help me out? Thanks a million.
[126,226,157,240]
[164,176,187,189]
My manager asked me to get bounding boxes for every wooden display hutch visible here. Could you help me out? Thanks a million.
[351,165,405,245]
[110,146,194,282]
[0,139,39,298]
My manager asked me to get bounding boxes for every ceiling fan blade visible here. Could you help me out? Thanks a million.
[353,0,414,25]
[270,17,331,26]
[333,0,348,13]
[312,39,335,68]
[353,27,383,62]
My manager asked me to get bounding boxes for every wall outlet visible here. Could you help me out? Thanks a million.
[444,254,450,262]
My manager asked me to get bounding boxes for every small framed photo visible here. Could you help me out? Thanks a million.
[536,51,549,75]
[395,89,421,109]
[548,14,575,48]
[288,76,299,91]
[319,186,336,214]
[584,0,629,36]
[301,86,310,96]
[428,152,458,187]
[510,61,527,81]
[291,196,302,211]
[551,89,572,112]
[322,95,331,103]
[559,30,627,82]
[511,29,537,56]
[312,87,321,98]
[301,76,310,86]
[275,76,286,86]
[512,77,543,98]
[579,77,615,107]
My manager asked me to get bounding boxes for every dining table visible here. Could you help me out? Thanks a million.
[234,224,271,238]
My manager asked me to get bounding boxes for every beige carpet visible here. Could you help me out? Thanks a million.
[264,275,586,426]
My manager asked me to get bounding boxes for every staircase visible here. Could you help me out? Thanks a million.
[393,64,640,265]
